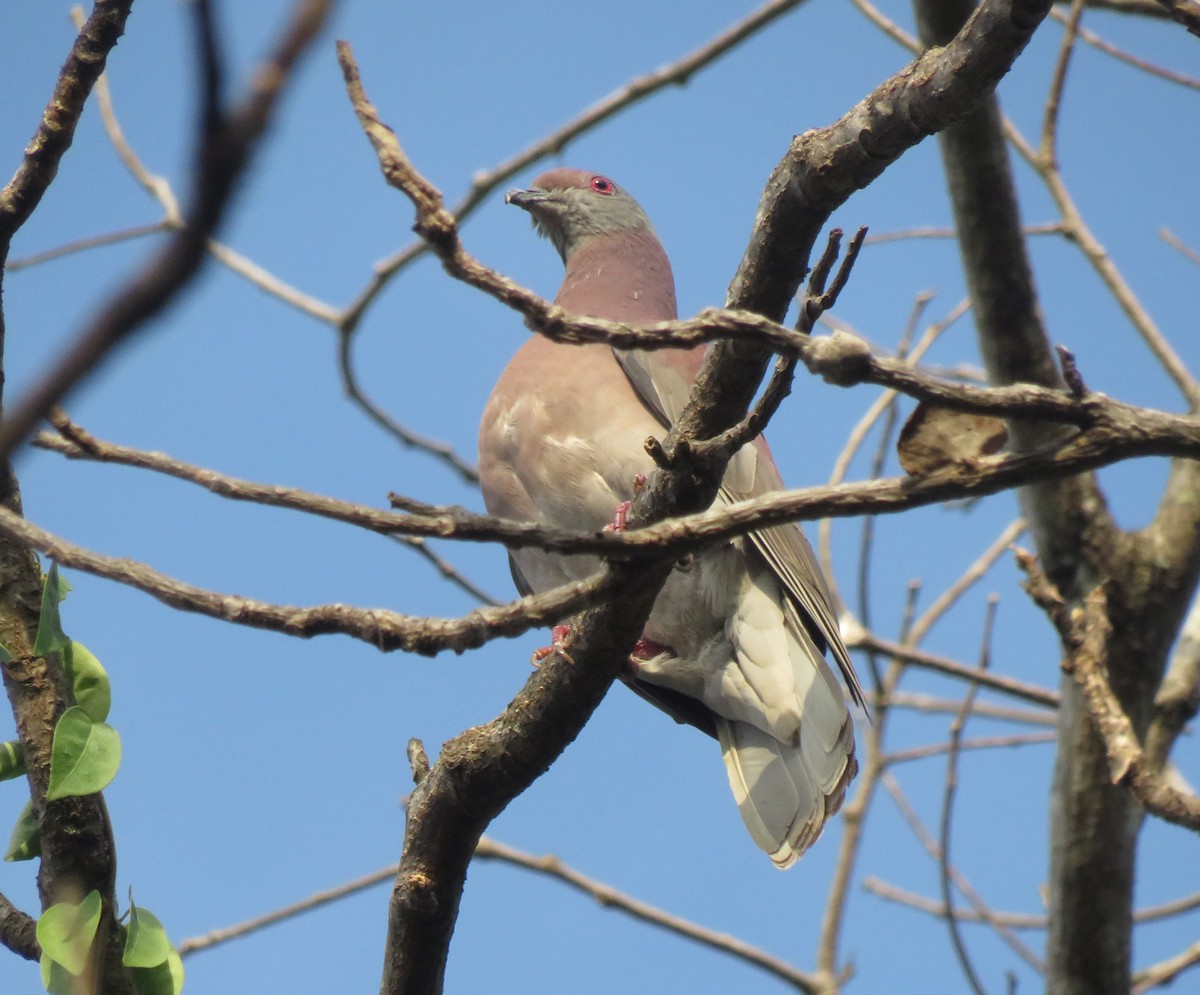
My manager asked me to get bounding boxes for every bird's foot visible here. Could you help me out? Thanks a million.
[531,624,574,666]
[626,637,672,674]
[603,473,648,533]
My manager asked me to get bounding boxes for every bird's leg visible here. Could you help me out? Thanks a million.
[603,473,648,533]
[531,624,574,666]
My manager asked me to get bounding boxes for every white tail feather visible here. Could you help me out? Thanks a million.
[718,716,856,869]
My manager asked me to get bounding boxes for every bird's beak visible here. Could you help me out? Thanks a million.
[505,187,547,211]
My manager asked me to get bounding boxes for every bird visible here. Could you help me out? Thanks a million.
[478,167,862,868]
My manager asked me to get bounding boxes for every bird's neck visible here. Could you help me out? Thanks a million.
[556,230,678,322]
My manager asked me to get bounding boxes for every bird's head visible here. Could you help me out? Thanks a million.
[506,168,656,263]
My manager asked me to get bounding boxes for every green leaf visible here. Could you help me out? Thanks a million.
[64,642,111,723]
[33,563,71,656]
[129,949,184,995]
[46,707,121,801]
[5,798,40,861]
[37,890,102,977]
[40,951,76,994]
[0,740,26,781]
[123,903,172,969]
[0,643,11,663]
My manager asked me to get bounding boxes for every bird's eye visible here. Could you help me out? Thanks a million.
[589,175,615,195]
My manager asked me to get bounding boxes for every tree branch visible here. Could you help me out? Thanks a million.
[1018,558,1200,830]
[0,0,335,462]
[0,502,627,655]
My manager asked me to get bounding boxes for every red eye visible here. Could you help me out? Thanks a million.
[590,175,615,195]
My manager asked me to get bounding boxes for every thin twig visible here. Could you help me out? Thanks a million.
[336,326,480,484]
[1162,228,1200,267]
[885,730,1056,764]
[1040,0,1085,159]
[882,771,1045,972]
[472,838,824,993]
[865,878,1200,930]
[0,0,337,461]
[1050,8,1200,90]
[178,864,398,956]
[938,597,998,995]
[818,296,968,608]
[0,502,627,655]
[392,536,499,606]
[5,221,170,271]
[1133,939,1200,993]
[847,619,1059,708]
[863,878,1046,929]
[907,518,1026,645]
[334,0,817,333]
[1001,118,1198,407]
[863,222,1065,244]
[883,691,1056,725]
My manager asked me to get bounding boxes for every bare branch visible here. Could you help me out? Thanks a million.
[818,295,963,608]
[0,892,38,961]
[908,518,1026,646]
[864,222,1066,244]
[1066,590,1200,830]
[0,0,335,462]
[1162,228,1200,266]
[1133,939,1200,993]
[1146,588,1200,768]
[0,502,626,655]
[938,597,998,995]
[1147,0,1200,36]
[885,730,1056,764]
[1039,0,1085,159]
[37,394,1200,569]
[883,691,1056,725]
[5,221,170,271]
[0,2,135,249]
[179,865,398,957]
[335,330,480,484]
[846,629,1060,708]
[392,536,499,606]
[1018,558,1200,830]
[863,878,1046,929]
[1050,9,1200,89]
[883,771,1045,972]
[865,879,1200,930]
[472,838,824,994]
[336,0,818,332]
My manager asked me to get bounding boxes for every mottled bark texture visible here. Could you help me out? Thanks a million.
[0,3,137,990]
[911,0,1200,991]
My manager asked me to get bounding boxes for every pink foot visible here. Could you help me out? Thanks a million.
[626,637,672,674]
[603,474,648,533]
[532,624,573,666]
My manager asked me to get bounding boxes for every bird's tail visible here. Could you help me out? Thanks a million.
[717,713,857,869]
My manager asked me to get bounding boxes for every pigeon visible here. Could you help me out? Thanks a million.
[479,167,861,867]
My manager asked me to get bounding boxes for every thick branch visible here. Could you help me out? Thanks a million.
[0,1,134,250]
[0,892,38,961]
[1064,589,1200,830]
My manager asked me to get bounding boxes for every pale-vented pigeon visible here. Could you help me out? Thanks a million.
[479,168,862,868]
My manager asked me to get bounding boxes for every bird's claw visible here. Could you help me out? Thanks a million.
[603,474,649,533]
[626,637,672,674]
[532,624,574,666]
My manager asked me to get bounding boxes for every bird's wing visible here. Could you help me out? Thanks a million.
[614,345,863,707]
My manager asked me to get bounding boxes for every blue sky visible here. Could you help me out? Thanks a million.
[1,1,1197,992]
